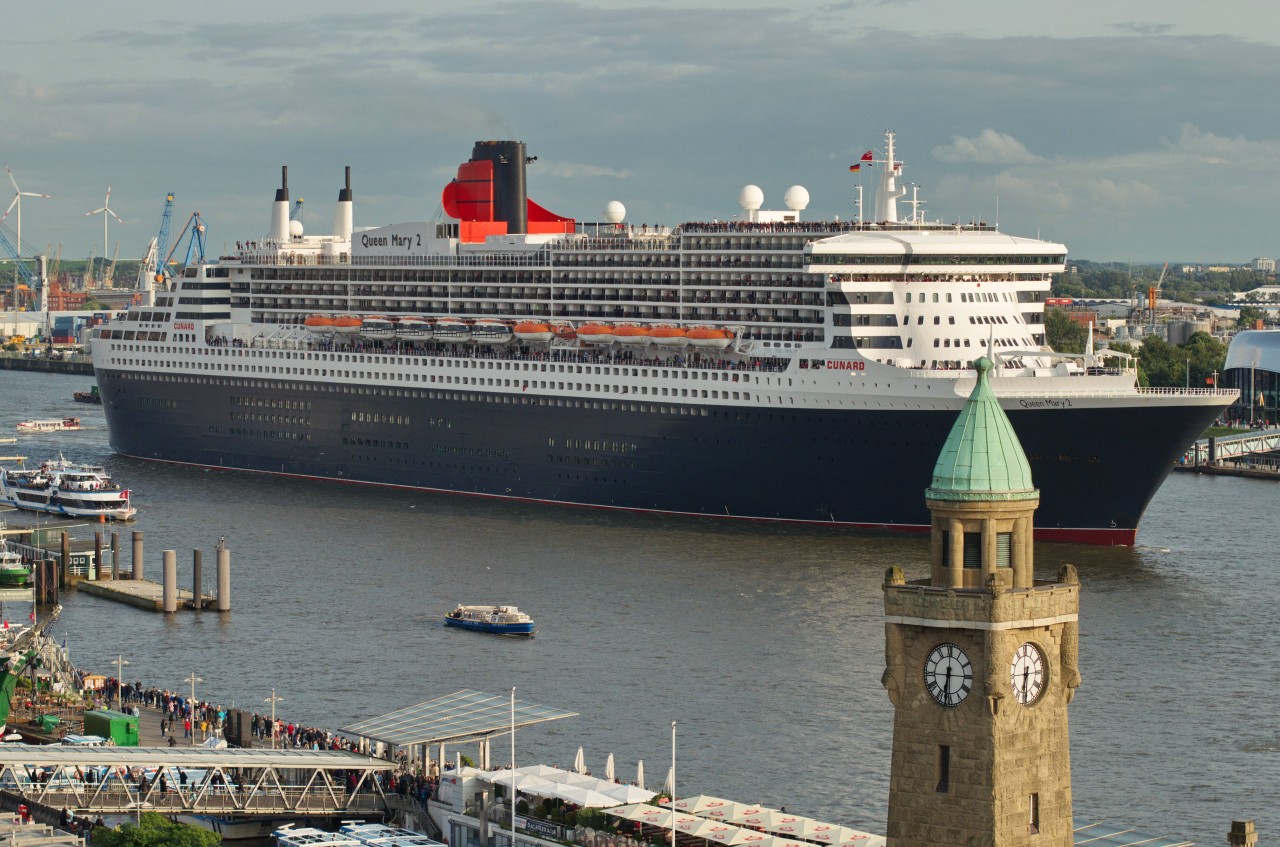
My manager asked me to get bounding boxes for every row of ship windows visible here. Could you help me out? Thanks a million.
[549,456,638,470]
[904,291,1018,304]
[111,357,751,399]
[227,427,310,441]
[231,413,308,425]
[552,439,639,453]
[233,396,313,410]
[128,342,768,382]
[351,412,410,425]
[814,254,1064,266]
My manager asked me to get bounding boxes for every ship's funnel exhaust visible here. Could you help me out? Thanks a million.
[471,140,528,234]
[270,165,290,242]
[333,166,354,241]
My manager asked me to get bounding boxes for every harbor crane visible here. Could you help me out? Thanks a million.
[157,210,208,287]
[0,221,45,312]
[104,240,120,287]
[1147,262,1168,332]
[84,243,97,287]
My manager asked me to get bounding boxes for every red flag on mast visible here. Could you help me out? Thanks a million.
[860,150,874,162]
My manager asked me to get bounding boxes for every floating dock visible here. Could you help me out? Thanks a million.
[78,579,216,612]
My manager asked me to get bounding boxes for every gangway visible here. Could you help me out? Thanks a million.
[1182,431,1280,466]
[0,746,393,817]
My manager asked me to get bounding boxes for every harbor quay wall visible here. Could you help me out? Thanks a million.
[0,353,93,376]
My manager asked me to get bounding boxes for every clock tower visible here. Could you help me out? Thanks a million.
[882,357,1081,847]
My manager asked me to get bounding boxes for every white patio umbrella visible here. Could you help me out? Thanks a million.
[662,765,675,795]
[555,784,625,808]
[700,824,754,846]
[698,800,751,822]
[636,760,645,788]
[671,795,734,815]
[772,817,820,841]
[598,783,657,805]
[574,746,587,774]
[673,815,718,837]
[605,752,616,781]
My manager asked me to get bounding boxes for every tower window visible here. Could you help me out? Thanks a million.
[937,745,950,793]
[1029,792,1040,834]
[963,534,981,568]
[996,532,1012,567]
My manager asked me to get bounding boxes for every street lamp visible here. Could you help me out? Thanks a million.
[1186,358,1191,391]
[115,656,129,711]
[265,689,283,749]
[184,672,202,745]
[669,720,677,847]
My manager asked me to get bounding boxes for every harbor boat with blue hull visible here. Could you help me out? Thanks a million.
[445,604,536,636]
[87,133,1236,545]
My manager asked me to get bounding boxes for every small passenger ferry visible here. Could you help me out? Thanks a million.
[0,457,136,520]
[16,418,81,433]
[444,604,536,636]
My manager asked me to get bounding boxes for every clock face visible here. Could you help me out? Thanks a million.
[924,643,972,707]
[1010,642,1047,705]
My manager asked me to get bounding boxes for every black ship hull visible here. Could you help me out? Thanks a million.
[95,367,1219,545]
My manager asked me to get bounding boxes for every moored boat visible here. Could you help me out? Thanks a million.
[16,418,81,433]
[444,604,535,636]
[73,386,102,404]
[0,457,136,521]
[0,546,30,587]
[86,134,1239,545]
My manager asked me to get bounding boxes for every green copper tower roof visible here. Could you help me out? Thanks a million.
[926,357,1039,502]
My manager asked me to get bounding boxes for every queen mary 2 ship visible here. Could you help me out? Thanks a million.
[89,133,1234,545]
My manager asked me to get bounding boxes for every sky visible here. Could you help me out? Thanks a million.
[2,0,1280,264]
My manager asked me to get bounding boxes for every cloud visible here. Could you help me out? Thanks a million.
[1113,21,1175,36]
[933,130,1044,165]
[540,163,633,180]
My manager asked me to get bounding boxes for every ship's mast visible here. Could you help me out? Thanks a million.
[874,130,907,223]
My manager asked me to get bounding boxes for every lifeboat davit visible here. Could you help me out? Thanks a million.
[649,324,689,347]
[360,316,397,341]
[472,319,514,344]
[613,324,652,346]
[333,315,363,335]
[513,321,555,343]
[433,317,471,342]
[577,323,615,345]
[686,326,735,349]
[304,314,337,335]
[396,316,432,341]
[553,323,577,341]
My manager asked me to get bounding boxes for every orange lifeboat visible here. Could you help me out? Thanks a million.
[577,323,615,344]
[649,324,689,347]
[332,315,363,334]
[613,324,652,346]
[513,321,555,343]
[304,314,337,334]
[553,323,578,341]
[686,326,735,349]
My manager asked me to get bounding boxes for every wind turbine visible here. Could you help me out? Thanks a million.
[1,163,51,258]
[85,187,124,276]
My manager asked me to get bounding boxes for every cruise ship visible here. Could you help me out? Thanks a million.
[89,133,1235,545]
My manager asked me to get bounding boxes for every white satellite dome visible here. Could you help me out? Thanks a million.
[289,219,304,237]
[738,185,764,211]
[784,185,810,211]
[604,200,626,223]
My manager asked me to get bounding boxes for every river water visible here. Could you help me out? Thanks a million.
[3,369,1276,844]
